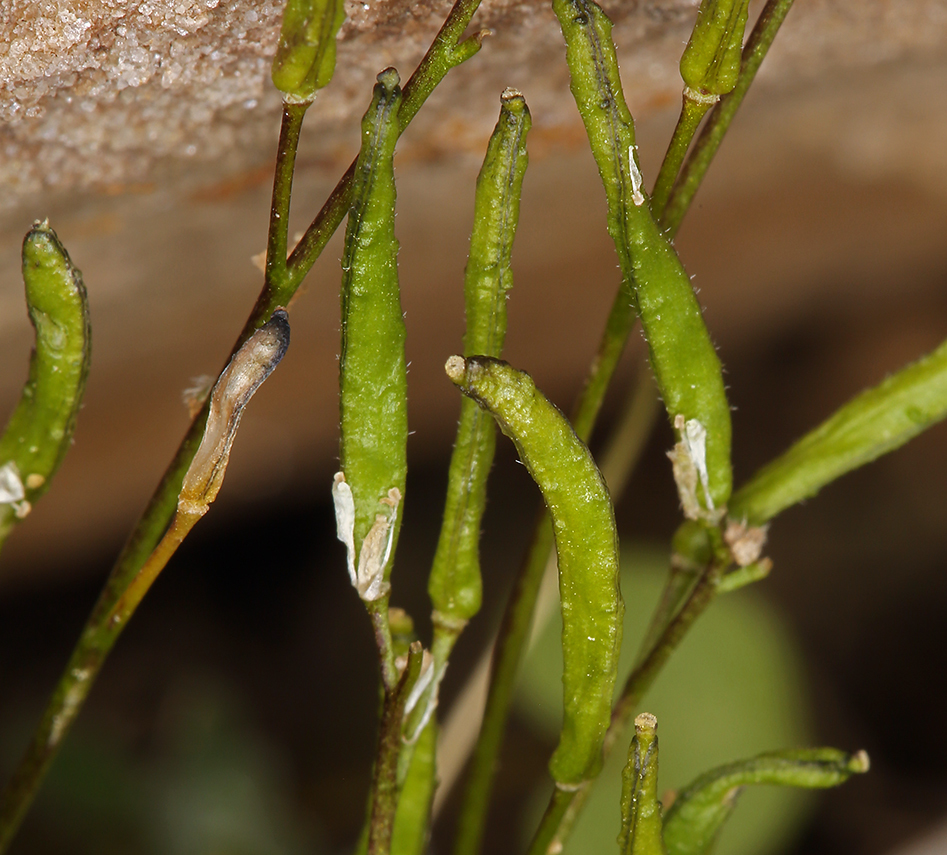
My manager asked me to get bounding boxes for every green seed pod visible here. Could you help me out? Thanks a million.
[0,221,91,545]
[333,68,407,603]
[445,355,622,787]
[729,335,947,525]
[663,747,869,855]
[679,0,751,97]
[429,89,531,626]
[271,0,346,103]
[553,0,732,516]
[619,713,668,855]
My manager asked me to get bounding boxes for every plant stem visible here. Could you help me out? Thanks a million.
[661,0,797,235]
[266,100,310,291]
[649,91,716,222]
[597,366,661,499]
[369,597,400,693]
[452,508,554,855]
[368,642,424,855]
[0,509,199,853]
[525,786,574,855]
[0,4,484,847]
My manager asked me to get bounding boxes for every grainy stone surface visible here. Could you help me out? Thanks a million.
[3,1,946,200]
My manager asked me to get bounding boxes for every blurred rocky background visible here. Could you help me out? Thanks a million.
[2,1,947,853]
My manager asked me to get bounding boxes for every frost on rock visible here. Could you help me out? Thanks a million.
[0,0,285,202]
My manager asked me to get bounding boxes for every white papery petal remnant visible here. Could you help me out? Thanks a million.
[332,472,357,587]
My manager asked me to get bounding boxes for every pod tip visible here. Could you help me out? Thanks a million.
[376,67,401,90]
[850,750,870,773]
[634,712,658,733]
[445,355,466,383]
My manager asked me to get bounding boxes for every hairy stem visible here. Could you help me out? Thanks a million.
[649,92,716,222]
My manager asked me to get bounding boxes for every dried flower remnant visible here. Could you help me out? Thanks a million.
[178,309,290,518]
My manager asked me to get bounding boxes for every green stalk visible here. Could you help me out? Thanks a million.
[661,0,797,235]
[390,719,438,855]
[367,643,424,855]
[649,92,716,222]
[266,101,310,289]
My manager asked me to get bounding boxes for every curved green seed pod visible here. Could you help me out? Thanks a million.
[445,355,622,787]
[428,89,531,627]
[333,68,407,603]
[619,713,668,855]
[679,0,751,97]
[729,335,947,526]
[0,221,91,546]
[663,747,869,855]
[271,0,346,103]
[553,0,732,516]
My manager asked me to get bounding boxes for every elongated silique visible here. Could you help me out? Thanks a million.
[429,89,531,627]
[618,713,666,855]
[729,335,947,525]
[0,221,91,545]
[553,0,733,516]
[663,747,869,855]
[445,355,622,786]
[336,68,408,600]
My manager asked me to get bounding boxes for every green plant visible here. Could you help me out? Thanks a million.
[1,0,944,853]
